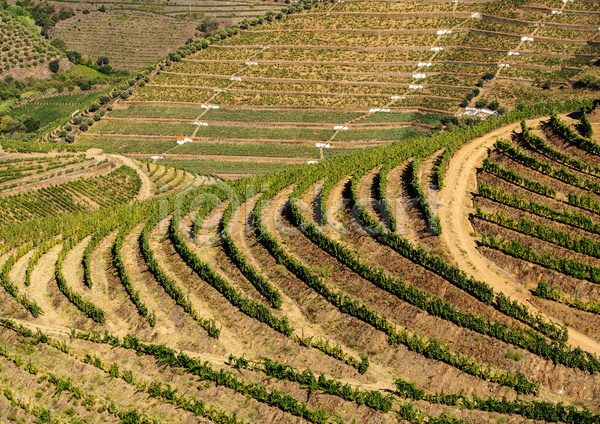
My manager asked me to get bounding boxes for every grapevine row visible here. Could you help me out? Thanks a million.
[482,232,600,288]
[254,195,538,394]
[138,210,220,338]
[406,157,442,235]
[394,377,600,424]
[169,209,293,335]
[475,208,600,260]
[55,236,107,324]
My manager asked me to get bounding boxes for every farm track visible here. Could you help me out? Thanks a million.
[123,100,455,114]
[210,43,599,57]
[240,27,599,43]
[438,116,600,356]
[110,155,152,201]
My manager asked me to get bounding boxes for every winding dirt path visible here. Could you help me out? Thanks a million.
[110,155,152,200]
[437,116,600,355]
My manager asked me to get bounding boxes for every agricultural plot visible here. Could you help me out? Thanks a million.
[468,111,600,365]
[0,165,140,224]
[73,0,600,171]
[46,0,281,20]
[8,91,104,129]
[49,10,197,71]
[0,8,61,77]
[6,0,600,421]
[75,135,177,154]
[5,100,600,424]
[0,154,90,187]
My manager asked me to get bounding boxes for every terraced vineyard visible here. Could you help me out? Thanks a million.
[5,0,600,423]
[76,0,600,173]
[47,0,282,20]
[8,91,105,134]
[4,94,600,423]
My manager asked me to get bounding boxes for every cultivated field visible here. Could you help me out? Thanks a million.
[4,101,600,423]
[4,1,600,423]
[71,0,600,170]
[0,8,61,78]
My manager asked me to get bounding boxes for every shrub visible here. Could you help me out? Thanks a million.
[88,102,100,112]
[93,112,101,121]
[79,122,89,131]
[48,59,59,73]
[65,133,75,143]
[64,124,72,131]
[475,98,489,108]
[98,94,111,105]
[73,116,83,125]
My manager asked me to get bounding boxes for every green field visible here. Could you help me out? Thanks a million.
[75,136,177,154]
[194,125,335,141]
[359,111,446,125]
[89,121,197,137]
[202,108,364,123]
[9,92,104,127]
[155,158,293,174]
[333,126,429,142]
[109,105,204,120]
[170,141,320,158]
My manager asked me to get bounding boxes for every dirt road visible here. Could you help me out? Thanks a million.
[437,116,600,355]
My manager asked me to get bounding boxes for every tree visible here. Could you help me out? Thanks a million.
[475,98,488,109]
[21,116,41,132]
[488,100,500,110]
[98,64,112,75]
[96,56,110,66]
[580,112,593,138]
[48,59,60,73]
[98,94,111,105]
[197,18,219,34]
[66,51,82,64]
[50,38,68,52]
[578,73,600,90]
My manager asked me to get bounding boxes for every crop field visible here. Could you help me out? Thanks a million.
[0,8,61,77]
[6,98,600,423]
[43,0,283,72]
[69,0,599,168]
[0,153,92,188]
[8,91,104,129]
[0,164,141,223]
[472,111,600,352]
[49,11,198,71]
[46,0,281,20]
[5,1,600,421]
